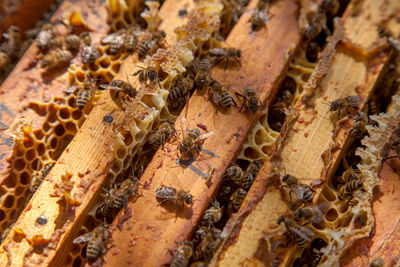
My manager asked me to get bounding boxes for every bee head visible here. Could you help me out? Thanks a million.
[184,194,193,206]
[196,79,207,89]
[277,215,285,224]
[356,181,363,189]
[329,101,338,111]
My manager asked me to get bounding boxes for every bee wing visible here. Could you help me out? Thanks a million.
[196,131,214,142]
[101,32,118,44]
[73,232,93,244]
[292,184,307,200]
[64,85,80,94]
[106,86,125,92]
[209,47,225,56]
[289,225,314,240]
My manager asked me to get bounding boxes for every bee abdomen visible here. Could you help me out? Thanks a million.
[137,42,150,58]
[170,255,188,267]
[86,243,101,261]
[125,36,137,52]
[169,86,185,100]
[188,128,201,139]
[220,91,233,108]
[76,90,90,110]
[303,188,314,202]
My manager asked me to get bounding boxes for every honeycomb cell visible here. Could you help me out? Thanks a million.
[65,122,77,133]
[3,194,15,209]
[67,96,76,108]
[48,113,58,124]
[321,186,337,202]
[33,129,45,140]
[59,108,71,120]
[123,132,133,146]
[17,196,26,209]
[15,185,25,196]
[112,161,122,173]
[100,58,111,68]
[72,110,83,121]
[37,142,46,156]
[19,171,30,185]
[325,208,339,222]
[23,137,34,149]
[50,137,58,149]
[243,147,259,160]
[3,173,18,188]
[43,122,51,132]
[135,131,144,142]
[111,62,121,73]
[55,124,66,137]
[117,147,127,159]
[13,159,26,172]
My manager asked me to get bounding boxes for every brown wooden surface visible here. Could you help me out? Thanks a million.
[212,0,397,265]
[101,0,301,266]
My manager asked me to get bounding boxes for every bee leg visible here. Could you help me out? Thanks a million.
[224,57,229,70]
[123,195,129,212]
[234,57,241,68]
[160,134,166,150]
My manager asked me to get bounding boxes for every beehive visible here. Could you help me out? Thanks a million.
[0,0,399,266]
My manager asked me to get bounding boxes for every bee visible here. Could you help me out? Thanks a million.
[65,77,98,110]
[194,58,212,89]
[101,80,137,98]
[30,161,55,192]
[169,75,195,100]
[223,163,244,182]
[236,86,260,113]
[369,258,384,267]
[196,228,222,262]
[320,0,340,18]
[1,25,21,56]
[208,79,236,110]
[201,200,223,226]
[293,202,329,225]
[282,174,314,203]
[170,241,193,267]
[54,34,81,51]
[80,32,92,46]
[218,184,234,204]
[41,49,73,69]
[37,23,55,51]
[338,180,363,201]
[227,188,247,215]
[178,127,213,160]
[73,224,110,262]
[155,185,193,211]
[338,165,361,184]
[306,41,320,62]
[132,66,159,85]
[137,30,166,58]
[99,178,139,217]
[102,29,126,55]
[209,47,241,69]
[124,27,139,52]
[326,95,360,118]
[368,100,379,115]
[149,120,176,150]
[303,10,328,40]
[277,215,315,248]
[250,7,269,31]
[350,111,368,138]
[0,52,10,72]
[81,45,101,64]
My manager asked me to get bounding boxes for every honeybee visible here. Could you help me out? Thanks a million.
[282,174,314,203]
[201,200,223,226]
[102,29,126,55]
[198,227,222,262]
[1,25,21,56]
[137,30,166,58]
[0,52,10,72]
[54,34,81,51]
[80,32,92,46]
[170,241,193,267]
[338,180,363,201]
[169,75,195,100]
[338,165,361,184]
[65,77,98,110]
[250,7,269,31]
[124,27,139,52]
[100,79,137,98]
[30,161,55,192]
[209,47,241,69]
[368,100,379,115]
[178,127,213,160]
[149,119,176,150]
[41,49,73,69]
[194,58,212,89]
[208,79,236,110]
[227,188,247,215]
[81,45,101,64]
[99,177,139,218]
[236,86,260,113]
[277,215,315,248]
[369,258,384,267]
[224,163,258,190]
[218,184,234,204]
[303,10,328,40]
[223,163,244,181]
[326,95,360,118]
[293,202,329,224]
[320,0,340,18]
[73,224,110,262]
[155,185,193,211]
[37,23,55,51]
[350,111,368,138]
[132,66,159,85]
[306,41,320,62]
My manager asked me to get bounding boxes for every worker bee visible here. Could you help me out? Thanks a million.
[277,215,315,248]
[194,58,212,89]
[209,47,241,69]
[293,202,329,225]
[338,180,363,201]
[80,32,92,46]
[102,29,126,55]
[201,200,223,227]
[250,7,269,31]
[0,52,9,72]
[54,34,81,51]
[132,66,159,85]
[223,163,244,181]
[37,23,55,51]
[155,185,193,211]
[73,224,110,262]
[194,228,222,262]
[1,25,21,56]
[227,188,247,215]
[41,49,73,69]
[218,184,234,204]
[30,161,55,192]
[338,165,361,185]
[178,127,213,160]
[170,241,193,267]
[99,177,139,218]
[137,30,166,58]
[350,111,368,138]
[81,45,101,64]
[208,79,236,110]
[169,75,195,100]
[236,86,261,113]
[100,79,137,98]
[325,95,360,118]
[303,10,328,40]
[149,119,176,150]
[306,41,320,62]
[282,174,314,204]
[124,27,139,52]
[320,0,340,18]
[65,77,98,110]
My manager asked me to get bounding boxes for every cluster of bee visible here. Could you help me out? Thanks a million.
[0,25,22,75]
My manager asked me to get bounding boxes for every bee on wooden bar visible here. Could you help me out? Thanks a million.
[282,174,314,203]
[209,47,241,69]
[102,29,126,55]
[293,203,329,225]
[306,41,320,62]
[350,111,368,138]
[236,86,261,113]
[124,27,139,52]
[338,180,363,202]
[132,66,159,85]
[201,200,223,227]
[99,177,139,218]
[37,23,55,51]
[137,30,166,58]
[1,25,21,57]
[41,49,73,69]
[195,228,222,262]
[155,185,193,211]
[194,58,212,89]
[227,188,247,215]
[170,241,193,267]
[100,79,137,98]
[178,126,213,160]
[81,45,101,64]
[169,75,195,101]
[149,120,176,150]
[30,160,55,192]
[325,95,360,118]
[208,79,236,110]
[80,32,92,46]
[277,215,315,248]
[73,224,110,262]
